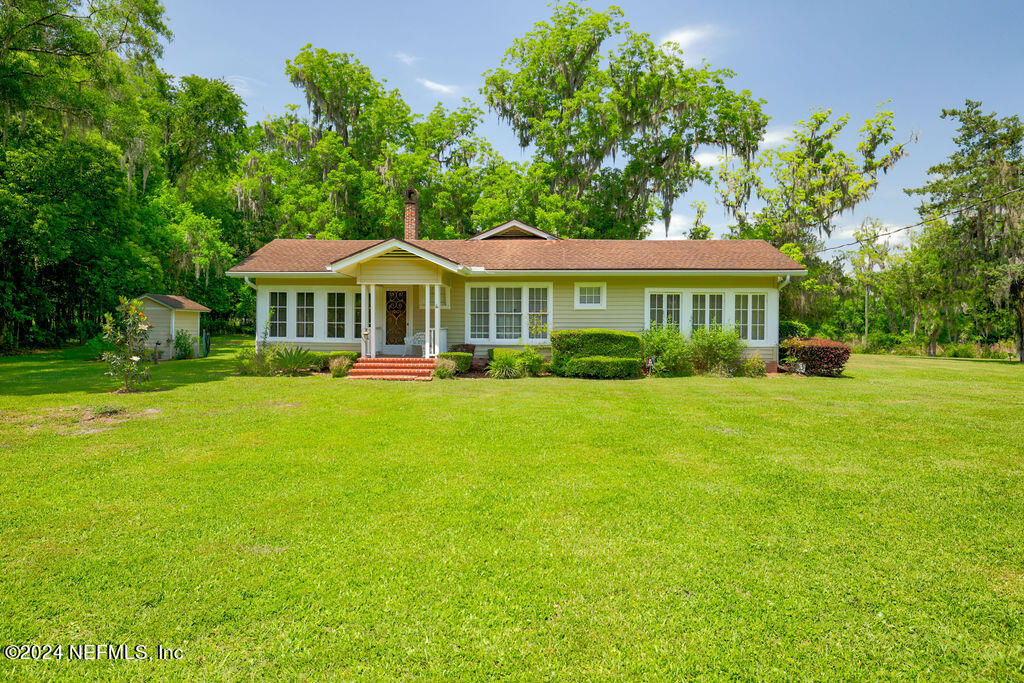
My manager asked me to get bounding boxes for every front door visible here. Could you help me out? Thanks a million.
[385,290,408,346]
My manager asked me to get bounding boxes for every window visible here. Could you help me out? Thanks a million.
[495,287,522,339]
[418,285,450,309]
[528,287,549,339]
[574,282,606,310]
[354,292,362,337]
[296,292,314,338]
[736,294,766,341]
[650,293,681,330]
[327,292,345,338]
[692,293,723,331]
[470,287,489,339]
[269,292,287,337]
[467,284,552,342]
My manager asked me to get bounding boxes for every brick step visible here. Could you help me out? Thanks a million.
[356,357,434,364]
[349,367,433,377]
[348,373,433,381]
[353,361,435,369]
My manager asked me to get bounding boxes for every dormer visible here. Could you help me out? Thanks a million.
[469,220,560,240]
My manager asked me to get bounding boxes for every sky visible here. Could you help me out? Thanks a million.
[159,0,1024,252]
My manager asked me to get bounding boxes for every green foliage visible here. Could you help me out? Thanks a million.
[735,355,768,378]
[328,355,352,378]
[486,354,527,379]
[432,357,458,379]
[551,329,642,371]
[561,355,641,379]
[437,352,472,373]
[517,346,545,376]
[482,3,766,238]
[779,320,810,340]
[942,343,977,359]
[687,327,745,375]
[234,347,273,376]
[84,334,114,361]
[270,345,314,376]
[640,325,692,376]
[100,297,152,391]
[172,329,197,360]
[307,350,359,372]
[487,348,522,361]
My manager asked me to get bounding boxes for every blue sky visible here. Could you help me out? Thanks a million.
[160,0,1024,251]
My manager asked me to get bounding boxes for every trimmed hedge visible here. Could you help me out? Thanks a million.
[551,329,642,370]
[437,352,472,373]
[781,337,851,377]
[561,355,642,379]
[488,347,522,361]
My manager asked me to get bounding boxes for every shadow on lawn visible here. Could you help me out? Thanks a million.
[0,336,248,396]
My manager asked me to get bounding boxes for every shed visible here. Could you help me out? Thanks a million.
[136,294,211,359]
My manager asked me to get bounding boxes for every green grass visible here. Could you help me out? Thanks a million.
[1,337,1022,678]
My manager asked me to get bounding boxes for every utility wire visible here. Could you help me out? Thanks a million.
[812,184,1024,254]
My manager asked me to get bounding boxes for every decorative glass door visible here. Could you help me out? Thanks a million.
[385,290,407,345]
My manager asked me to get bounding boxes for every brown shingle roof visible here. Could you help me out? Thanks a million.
[228,238,804,273]
[139,294,211,312]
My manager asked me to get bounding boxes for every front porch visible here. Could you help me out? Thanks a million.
[358,283,449,359]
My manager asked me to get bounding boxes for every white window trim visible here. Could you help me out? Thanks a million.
[464,282,554,345]
[643,287,779,347]
[734,292,767,342]
[573,281,607,310]
[258,285,364,343]
[417,284,450,309]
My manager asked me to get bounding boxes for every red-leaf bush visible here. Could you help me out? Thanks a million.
[780,338,851,377]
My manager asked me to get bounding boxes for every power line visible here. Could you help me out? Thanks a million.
[812,184,1024,255]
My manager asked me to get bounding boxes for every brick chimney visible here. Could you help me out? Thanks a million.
[403,188,419,240]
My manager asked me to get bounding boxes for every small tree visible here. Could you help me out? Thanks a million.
[101,297,152,392]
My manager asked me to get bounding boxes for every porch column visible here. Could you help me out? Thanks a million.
[369,285,377,358]
[423,284,430,358]
[433,284,441,358]
[360,284,367,357]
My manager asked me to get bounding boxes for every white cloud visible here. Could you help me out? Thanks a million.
[660,24,723,62]
[695,151,723,167]
[226,75,266,98]
[417,78,459,96]
[761,127,791,148]
[394,51,419,66]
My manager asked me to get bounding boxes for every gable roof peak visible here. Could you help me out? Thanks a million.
[469,220,560,241]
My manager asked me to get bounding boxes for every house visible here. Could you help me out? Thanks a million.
[136,294,210,358]
[227,191,806,372]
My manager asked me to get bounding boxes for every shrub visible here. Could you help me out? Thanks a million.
[780,337,851,377]
[487,354,526,379]
[308,350,360,371]
[561,356,642,379]
[687,327,744,375]
[329,356,352,378]
[779,320,811,340]
[550,329,642,371]
[517,346,545,376]
[640,325,692,376]
[173,328,197,360]
[488,347,521,361]
[432,357,457,379]
[437,352,472,373]
[101,297,151,391]
[735,354,767,377]
[271,345,314,376]
[943,343,977,358]
[234,347,273,376]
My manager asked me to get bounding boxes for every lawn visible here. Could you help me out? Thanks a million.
[1,337,1022,679]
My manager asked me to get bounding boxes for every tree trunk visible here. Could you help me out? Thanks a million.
[1016,301,1024,363]
[927,325,941,357]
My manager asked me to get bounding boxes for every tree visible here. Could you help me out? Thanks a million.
[101,296,151,391]
[848,219,893,345]
[482,3,766,238]
[907,100,1024,362]
[715,105,910,323]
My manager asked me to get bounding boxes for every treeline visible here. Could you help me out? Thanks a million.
[1,2,1021,359]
